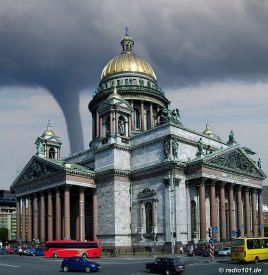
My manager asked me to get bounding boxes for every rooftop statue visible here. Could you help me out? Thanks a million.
[196,138,204,157]
[157,105,181,125]
[227,130,236,146]
[257,158,262,169]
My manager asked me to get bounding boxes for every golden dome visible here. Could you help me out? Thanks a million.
[202,123,214,137]
[101,31,157,81]
[42,121,56,136]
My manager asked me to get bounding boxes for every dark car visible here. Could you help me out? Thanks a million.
[193,247,205,256]
[61,257,101,273]
[28,247,44,256]
[214,248,220,256]
[202,249,210,257]
[146,256,185,275]
[0,248,7,255]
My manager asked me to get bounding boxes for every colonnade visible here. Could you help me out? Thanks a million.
[16,185,98,243]
[198,180,264,241]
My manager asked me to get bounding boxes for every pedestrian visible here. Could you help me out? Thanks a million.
[180,246,183,254]
[19,247,23,256]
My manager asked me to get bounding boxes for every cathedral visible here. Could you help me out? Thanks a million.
[11,31,266,250]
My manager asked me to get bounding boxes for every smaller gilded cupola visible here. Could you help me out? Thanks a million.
[35,121,62,159]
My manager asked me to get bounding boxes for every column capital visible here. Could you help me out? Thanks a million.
[209,179,217,185]
[250,188,257,194]
[243,186,250,193]
[64,185,72,191]
[79,186,87,192]
[235,184,242,191]
[195,177,207,187]
[173,178,181,187]
[228,183,234,189]
[164,177,171,187]
[54,186,61,192]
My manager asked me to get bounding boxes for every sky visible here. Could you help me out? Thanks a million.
[0,0,268,189]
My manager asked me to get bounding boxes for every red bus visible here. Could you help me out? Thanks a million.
[44,240,101,258]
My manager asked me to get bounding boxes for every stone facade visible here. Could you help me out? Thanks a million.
[11,32,266,250]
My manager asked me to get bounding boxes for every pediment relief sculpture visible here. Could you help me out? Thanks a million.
[205,150,260,177]
[18,160,59,185]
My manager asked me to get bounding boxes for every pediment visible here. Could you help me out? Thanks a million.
[98,97,132,114]
[203,146,266,179]
[11,156,63,189]
[45,136,62,144]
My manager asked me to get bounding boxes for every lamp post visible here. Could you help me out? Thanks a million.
[80,200,83,241]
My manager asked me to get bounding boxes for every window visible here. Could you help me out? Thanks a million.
[134,108,140,130]
[146,111,150,130]
[147,81,151,87]
[129,79,132,85]
[253,239,260,249]
[106,116,110,136]
[125,79,129,85]
[247,240,253,250]
[49,148,55,159]
[139,79,144,86]
[145,202,153,234]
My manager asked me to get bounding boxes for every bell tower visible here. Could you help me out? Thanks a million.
[35,121,62,159]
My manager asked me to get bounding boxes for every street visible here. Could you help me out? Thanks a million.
[0,254,268,275]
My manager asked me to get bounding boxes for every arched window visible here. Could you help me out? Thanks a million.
[146,111,150,130]
[134,108,140,130]
[191,200,197,236]
[106,116,110,136]
[49,147,56,159]
[118,115,125,136]
[145,202,153,234]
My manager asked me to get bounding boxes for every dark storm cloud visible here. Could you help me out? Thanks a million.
[1,0,268,151]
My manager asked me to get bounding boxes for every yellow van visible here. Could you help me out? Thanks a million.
[231,237,268,263]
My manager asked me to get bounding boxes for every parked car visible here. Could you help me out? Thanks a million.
[202,249,210,257]
[24,248,32,256]
[6,247,15,254]
[193,247,205,256]
[214,248,220,256]
[61,257,101,273]
[218,247,231,256]
[0,248,7,255]
[187,249,194,256]
[146,256,185,274]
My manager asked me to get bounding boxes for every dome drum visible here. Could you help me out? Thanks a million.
[89,85,169,113]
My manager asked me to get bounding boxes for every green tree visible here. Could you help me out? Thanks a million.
[264,226,268,237]
[0,227,8,241]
